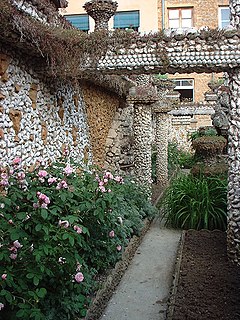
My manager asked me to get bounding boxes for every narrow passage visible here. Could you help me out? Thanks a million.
[100,219,181,320]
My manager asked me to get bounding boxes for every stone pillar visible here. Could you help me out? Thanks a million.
[230,0,240,28]
[83,0,118,31]
[227,0,240,264]
[153,79,180,185]
[227,67,240,264]
[155,112,169,186]
[128,93,158,193]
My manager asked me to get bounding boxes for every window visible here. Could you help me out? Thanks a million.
[173,79,194,102]
[219,7,230,29]
[114,11,140,31]
[168,8,193,28]
[64,14,89,32]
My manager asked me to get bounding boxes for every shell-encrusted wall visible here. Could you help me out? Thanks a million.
[105,104,134,174]
[81,82,119,167]
[0,54,91,167]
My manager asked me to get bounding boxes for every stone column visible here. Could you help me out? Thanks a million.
[227,0,240,264]
[153,79,180,186]
[230,0,240,28]
[128,92,158,193]
[155,111,169,186]
[227,67,240,264]
[83,0,118,31]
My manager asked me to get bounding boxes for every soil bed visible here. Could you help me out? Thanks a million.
[171,230,240,320]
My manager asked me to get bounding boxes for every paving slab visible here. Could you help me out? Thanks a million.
[100,219,181,320]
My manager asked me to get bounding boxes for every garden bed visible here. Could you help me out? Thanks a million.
[168,230,240,320]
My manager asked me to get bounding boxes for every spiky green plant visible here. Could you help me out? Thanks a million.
[161,174,227,230]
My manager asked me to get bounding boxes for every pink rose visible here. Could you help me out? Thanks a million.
[13,240,22,249]
[109,230,115,238]
[59,220,70,228]
[74,225,82,234]
[10,253,17,260]
[0,303,4,310]
[1,274,7,280]
[74,272,84,283]
[48,177,57,185]
[64,165,73,175]
[38,170,48,178]
[117,245,122,252]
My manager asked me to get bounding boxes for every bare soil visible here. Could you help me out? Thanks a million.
[172,230,240,320]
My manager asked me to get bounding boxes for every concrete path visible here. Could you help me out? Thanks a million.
[100,219,181,320]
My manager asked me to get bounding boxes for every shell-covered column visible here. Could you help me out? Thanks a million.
[227,0,240,264]
[83,0,118,31]
[128,92,158,193]
[227,67,240,264]
[155,112,169,186]
[153,79,179,186]
[230,0,240,29]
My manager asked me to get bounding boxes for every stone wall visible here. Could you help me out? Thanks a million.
[105,104,135,174]
[168,105,214,151]
[0,53,91,167]
[81,81,120,167]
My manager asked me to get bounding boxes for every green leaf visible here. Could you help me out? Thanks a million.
[16,309,25,318]
[26,273,34,279]
[43,246,48,255]
[68,235,74,246]
[35,224,42,232]
[36,288,47,298]
[40,209,48,220]
[17,212,27,220]
[33,276,39,286]
[42,226,49,235]
[62,233,69,240]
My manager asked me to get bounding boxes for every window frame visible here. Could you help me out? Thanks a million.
[64,14,90,32]
[168,7,193,29]
[172,78,195,102]
[218,6,230,29]
[113,10,140,31]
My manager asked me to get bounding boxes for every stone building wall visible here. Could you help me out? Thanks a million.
[81,82,120,167]
[157,0,229,103]
[158,0,229,30]
[0,53,91,167]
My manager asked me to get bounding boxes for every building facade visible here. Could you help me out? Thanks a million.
[62,0,159,33]
[158,0,230,102]
[63,0,230,102]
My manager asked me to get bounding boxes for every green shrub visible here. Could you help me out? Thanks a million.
[190,127,217,141]
[168,143,196,171]
[161,173,227,231]
[0,157,156,319]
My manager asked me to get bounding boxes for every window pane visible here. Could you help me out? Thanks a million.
[222,21,229,28]
[114,11,139,28]
[182,18,192,28]
[65,14,89,31]
[182,9,192,19]
[221,8,230,21]
[182,80,193,86]
[169,19,180,28]
[169,10,179,19]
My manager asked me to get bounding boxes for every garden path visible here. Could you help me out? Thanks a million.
[100,218,181,320]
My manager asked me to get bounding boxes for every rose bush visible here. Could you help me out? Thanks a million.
[0,157,156,319]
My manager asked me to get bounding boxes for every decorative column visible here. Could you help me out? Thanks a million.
[127,87,158,194]
[227,67,240,264]
[83,0,118,31]
[227,0,240,264]
[230,0,240,28]
[153,79,180,186]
